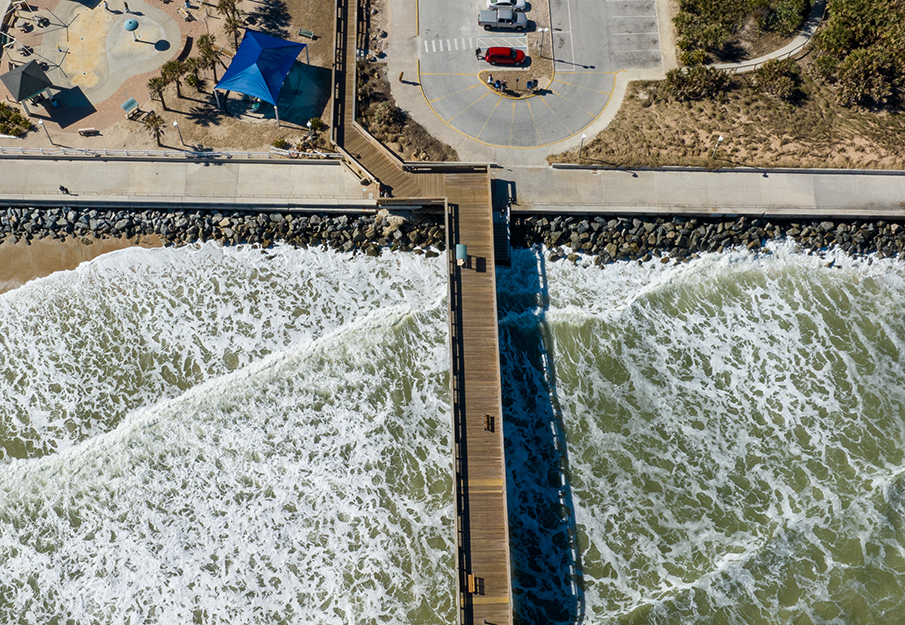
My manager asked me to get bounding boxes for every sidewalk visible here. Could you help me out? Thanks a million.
[0,157,375,208]
[501,166,905,218]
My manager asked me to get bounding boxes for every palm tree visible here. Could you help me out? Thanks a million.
[147,76,169,111]
[223,13,243,50]
[161,60,188,99]
[197,33,226,81]
[143,111,166,147]
[216,0,238,19]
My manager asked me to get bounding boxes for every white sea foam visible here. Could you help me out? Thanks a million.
[3,239,905,624]
[0,245,454,624]
[499,243,905,624]
[0,243,447,461]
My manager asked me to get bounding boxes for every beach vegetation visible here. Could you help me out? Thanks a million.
[308,117,326,132]
[661,65,731,100]
[674,0,809,62]
[0,102,32,136]
[272,138,290,149]
[813,0,905,107]
[751,58,800,100]
[548,72,905,169]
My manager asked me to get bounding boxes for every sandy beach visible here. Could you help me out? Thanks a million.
[0,235,162,295]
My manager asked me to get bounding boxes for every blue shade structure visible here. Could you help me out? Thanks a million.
[214,29,307,125]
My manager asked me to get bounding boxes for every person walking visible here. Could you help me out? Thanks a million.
[59,185,70,195]
[103,0,109,11]
[123,1,130,13]
[487,74,493,85]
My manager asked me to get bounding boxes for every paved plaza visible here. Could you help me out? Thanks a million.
[415,0,662,148]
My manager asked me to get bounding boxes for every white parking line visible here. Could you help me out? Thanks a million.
[454,39,458,50]
[424,40,428,53]
[432,40,436,52]
[447,39,451,50]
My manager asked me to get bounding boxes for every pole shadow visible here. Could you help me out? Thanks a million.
[497,247,585,625]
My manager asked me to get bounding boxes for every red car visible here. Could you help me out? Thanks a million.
[483,47,526,66]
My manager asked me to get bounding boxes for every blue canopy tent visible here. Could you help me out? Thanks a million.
[214,29,307,126]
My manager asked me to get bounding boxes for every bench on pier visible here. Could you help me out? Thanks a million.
[177,6,195,20]
[78,127,98,137]
[483,413,494,432]
[467,574,485,595]
[297,27,315,39]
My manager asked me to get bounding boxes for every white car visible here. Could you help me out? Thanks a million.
[487,0,528,11]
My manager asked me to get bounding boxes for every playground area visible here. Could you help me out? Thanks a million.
[0,0,335,151]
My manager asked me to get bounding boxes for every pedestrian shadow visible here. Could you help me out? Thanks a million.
[497,247,585,625]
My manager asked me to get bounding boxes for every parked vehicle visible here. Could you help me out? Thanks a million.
[477,8,528,31]
[487,0,527,11]
[483,47,526,65]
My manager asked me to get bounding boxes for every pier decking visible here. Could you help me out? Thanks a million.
[445,172,512,625]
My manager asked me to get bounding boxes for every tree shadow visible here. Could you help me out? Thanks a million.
[184,104,225,127]
[497,247,585,625]
[244,0,291,38]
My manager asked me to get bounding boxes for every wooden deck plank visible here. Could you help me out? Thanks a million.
[446,171,512,625]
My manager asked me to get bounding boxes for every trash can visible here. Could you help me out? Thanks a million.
[456,244,467,267]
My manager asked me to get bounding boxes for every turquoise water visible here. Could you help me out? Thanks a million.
[1,240,904,624]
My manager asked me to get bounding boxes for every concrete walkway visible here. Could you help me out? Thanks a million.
[500,166,905,217]
[2,156,904,218]
[0,157,374,208]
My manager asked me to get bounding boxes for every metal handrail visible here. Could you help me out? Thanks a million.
[0,146,340,159]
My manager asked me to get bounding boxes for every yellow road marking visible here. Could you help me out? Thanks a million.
[476,96,503,139]
[429,83,480,103]
[548,89,596,118]
[448,92,490,123]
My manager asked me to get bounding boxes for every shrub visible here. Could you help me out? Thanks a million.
[752,58,798,100]
[0,102,32,136]
[814,0,904,107]
[272,138,291,149]
[308,117,326,132]
[663,65,731,100]
[373,101,406,128]
[836,47,896,106]
[680,49,708,66]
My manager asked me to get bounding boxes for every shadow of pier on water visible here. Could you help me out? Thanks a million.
[497,247,585,625]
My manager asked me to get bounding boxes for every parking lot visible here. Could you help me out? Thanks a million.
[416,0,663,147]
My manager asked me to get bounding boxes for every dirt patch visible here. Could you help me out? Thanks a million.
[549,69,905,170]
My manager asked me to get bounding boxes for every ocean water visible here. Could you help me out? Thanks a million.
[1,240,904,624]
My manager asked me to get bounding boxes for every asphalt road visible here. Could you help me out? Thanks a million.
[417,0,662,148]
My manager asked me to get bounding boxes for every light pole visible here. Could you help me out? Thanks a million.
[38,119,54,145]
[306,119,312,138]
[711,134,723,159]
[578,133,587,160]
[173,120,185,146]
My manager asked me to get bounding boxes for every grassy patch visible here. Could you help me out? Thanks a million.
[0,103,33,137]
[549,72,905,169]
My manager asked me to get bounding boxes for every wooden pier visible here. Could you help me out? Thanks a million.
[445,173,512,625]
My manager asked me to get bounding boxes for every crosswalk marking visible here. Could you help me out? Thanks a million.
[420,36,526,55]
